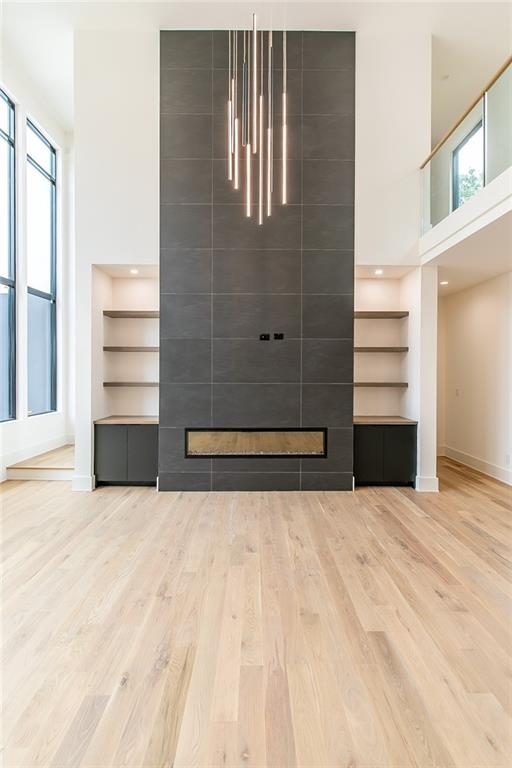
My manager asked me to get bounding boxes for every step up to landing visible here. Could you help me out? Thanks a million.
[6,445,75,482]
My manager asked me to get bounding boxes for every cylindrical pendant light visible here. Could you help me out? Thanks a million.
[282,31,287,204]
[252,14,258,153]
[228,31,233,181]
[267,30,273,216]
[225,17,287,225]
[258,31,264,225]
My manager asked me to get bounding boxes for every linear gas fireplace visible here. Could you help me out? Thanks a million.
[185,429,327,458]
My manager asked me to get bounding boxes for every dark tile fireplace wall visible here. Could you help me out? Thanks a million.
[159,30,355,491]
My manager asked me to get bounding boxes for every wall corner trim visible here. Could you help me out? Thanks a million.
[72,475,95,492]
[415,475,439,492]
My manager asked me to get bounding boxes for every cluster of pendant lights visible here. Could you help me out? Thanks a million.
[227,15,287,224]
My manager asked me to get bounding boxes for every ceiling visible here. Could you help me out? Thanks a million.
[97,264,159,279]
[435,210,512,296]
[1,2,511,137]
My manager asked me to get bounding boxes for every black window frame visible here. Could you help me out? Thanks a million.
[0,88,16,423]
[26,119,57,416]
[452,120,484,211]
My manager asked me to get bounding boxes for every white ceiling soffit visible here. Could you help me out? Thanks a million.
[1,2,511,138]
[436,210,512,296]
[355,265,416,280]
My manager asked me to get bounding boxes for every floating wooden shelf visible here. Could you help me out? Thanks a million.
[95,415,159,425]
[354,346,408,353]
[103,382,159,388]
[354,311,409,319]
[354,382,408,388]
[103,346,159,352]
[103,310,159,319]
[354,415,417,425]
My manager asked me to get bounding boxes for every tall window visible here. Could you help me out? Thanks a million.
[0,90,16,422]
[27,120,57,415]
[452,121,484,210]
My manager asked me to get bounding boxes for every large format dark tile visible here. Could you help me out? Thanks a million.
[161,31,213,69]
[302,250,354,294]
[213,113,302,159]
[302,205,354,250]
[213,158,301,205]
[300,472,353,491]
[160,249,211,294]
[302,32,355,70]
[302,384,353,427]
[212,31,303,70]
[213,339,300,382]
[159,427,211,472]
[213,384,300,427]
[160,294,211,339]
[213,250,301,294]
[213,294,301,339]
[303,160,354,205]
[212,472,300,491]
[160,339,211,383]
[302,339,353,382]
[303,69,354,115]
[303,115,354,159]
[160,159,212,204]
[302,427,352,472]
[212,68,301,117]
[161,68,212,114]
[302,294,353,339]
[158,472,211,491]
[213,204,301,249]
[212,455,299,473]
[160,383,211,427]
[161,114,212,158]
[161,205,212,249]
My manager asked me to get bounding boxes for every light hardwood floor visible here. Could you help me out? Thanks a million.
[1,457,511,767]
[7,444,74,470]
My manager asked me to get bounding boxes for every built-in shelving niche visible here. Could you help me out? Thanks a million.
[354,275,415,423]
[92,266,159,423]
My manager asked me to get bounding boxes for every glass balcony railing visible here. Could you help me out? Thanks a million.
[421,58,512,234]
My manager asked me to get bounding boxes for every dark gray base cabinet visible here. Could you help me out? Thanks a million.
[354,424,417,486]
[95,424,158,486]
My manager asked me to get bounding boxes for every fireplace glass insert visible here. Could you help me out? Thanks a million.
[185,429,327,458]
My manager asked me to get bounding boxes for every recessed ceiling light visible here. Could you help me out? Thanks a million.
[440,280,449,286]
[374,269,383,276]
[130,268,139,275]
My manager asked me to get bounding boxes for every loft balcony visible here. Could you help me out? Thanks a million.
[421,56,511,234]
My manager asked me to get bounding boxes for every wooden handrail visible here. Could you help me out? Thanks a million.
[420,54,512,169]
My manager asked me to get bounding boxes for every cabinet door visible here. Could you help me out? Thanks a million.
[95,425,128,482]
[383,425,417,485]
[354,425,384,484]
[127,425,158,483]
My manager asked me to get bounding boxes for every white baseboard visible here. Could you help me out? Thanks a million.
[437,445,446,457]
[444,446,512,486]
[72,475,95,492]
[415,476,439,492]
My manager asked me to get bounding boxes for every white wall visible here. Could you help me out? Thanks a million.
[355,28,431,265]
[73,29,159,488]
[438,272,512,484]
[0,43,74,480]
[72,16,431,488]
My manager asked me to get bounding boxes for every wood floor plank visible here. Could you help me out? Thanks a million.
[1,457,511,767]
